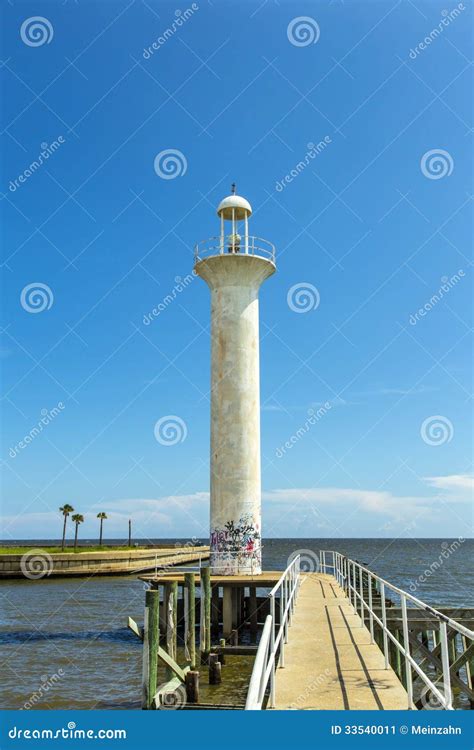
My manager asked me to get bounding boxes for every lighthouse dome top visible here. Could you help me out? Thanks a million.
[217,194,252,220]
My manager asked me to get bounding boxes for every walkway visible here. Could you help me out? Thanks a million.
[273,573,409,710]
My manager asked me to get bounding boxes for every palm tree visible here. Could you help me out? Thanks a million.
[71,514,84,550]
[59,505,74,550]
[97,512,107,546]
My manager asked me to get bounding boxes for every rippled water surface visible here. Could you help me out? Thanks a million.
[1,538,472,710]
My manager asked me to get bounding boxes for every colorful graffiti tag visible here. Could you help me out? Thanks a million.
[210,513,261,574]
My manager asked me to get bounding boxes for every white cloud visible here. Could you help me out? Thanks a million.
[262,487,433,520]
[423,474,473,496]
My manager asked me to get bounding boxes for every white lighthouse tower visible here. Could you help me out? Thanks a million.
[195,186,276,575]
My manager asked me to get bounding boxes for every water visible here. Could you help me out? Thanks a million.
[1,538,472,710]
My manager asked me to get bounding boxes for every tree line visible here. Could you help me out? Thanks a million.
[59,506,108,550]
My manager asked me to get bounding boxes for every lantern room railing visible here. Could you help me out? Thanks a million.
[194,235,276,265]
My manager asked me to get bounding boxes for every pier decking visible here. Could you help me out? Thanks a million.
[273,573,408,710]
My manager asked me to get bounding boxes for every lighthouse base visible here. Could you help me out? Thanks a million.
[210,550,262,576]
[210,513,262,576]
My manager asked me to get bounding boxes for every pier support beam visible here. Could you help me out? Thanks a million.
[142,589,159,709]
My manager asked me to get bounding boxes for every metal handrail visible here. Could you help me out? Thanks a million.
[244,554,300,710]
[194,235,276,264]
[319,550,474,710]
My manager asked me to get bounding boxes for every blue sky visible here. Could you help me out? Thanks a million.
[1,0,472,541]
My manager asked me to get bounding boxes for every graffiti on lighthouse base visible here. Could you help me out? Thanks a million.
[210,513,261,574]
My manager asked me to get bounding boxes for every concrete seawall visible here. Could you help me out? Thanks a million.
[0,546,210,579]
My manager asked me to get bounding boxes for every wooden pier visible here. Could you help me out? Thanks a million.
[135,552,473,711]
[273,573,408,709]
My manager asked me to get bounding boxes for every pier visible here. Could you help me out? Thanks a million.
[271,573,407,709]
[1,545,209,579]
[137,551,474,711]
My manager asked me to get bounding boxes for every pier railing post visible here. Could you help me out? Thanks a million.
[401,594,413,708]
[368,572,374,644]
[280,589,285,667]
[184,572,196,669]
[380,582,389,669]
[439,621,453,709]
[142,589,159,710]
[270,594,276,707]
[352,561,357,611]
[359,565,364,626]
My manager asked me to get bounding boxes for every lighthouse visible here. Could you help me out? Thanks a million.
[195,186,276,575]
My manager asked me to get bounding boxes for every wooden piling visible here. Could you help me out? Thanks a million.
[249,586,258,643]
[211,584,220,638]
[184,572,196,670]
[218,638,226,665]
[164,581,178,680]
[200,566,211,662]
[185,670,200,704]
[208,653,222,685]
[142,589,159,709]
[223,586,232,639]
